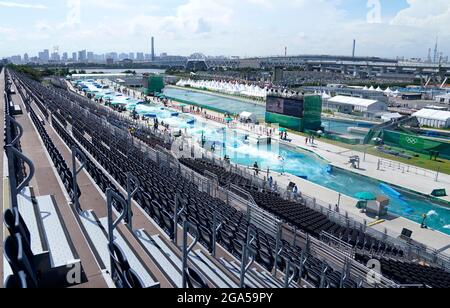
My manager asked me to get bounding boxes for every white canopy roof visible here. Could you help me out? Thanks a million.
[413,109,450,121]
[322,92,331,99]
[381,113,403,121]
[240,111,255,118]
[328,96,379,108]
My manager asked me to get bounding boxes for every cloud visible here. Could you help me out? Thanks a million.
[0,1,46,9]
[1,0,449,58]
[390,0,450,32]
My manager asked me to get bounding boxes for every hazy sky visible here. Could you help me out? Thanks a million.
[0,0,449,59]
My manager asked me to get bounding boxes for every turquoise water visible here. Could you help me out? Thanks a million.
[79,81,450,235]
[163,87,267,119]
[322,119,373,136]
[184,122,450,235]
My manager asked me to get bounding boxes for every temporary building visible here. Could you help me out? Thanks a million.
[413,109,450,128]
[325,96,387,114]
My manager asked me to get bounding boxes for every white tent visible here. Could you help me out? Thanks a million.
[381,113,403,122]
[239,112,257,124]
[327,96,387,113]
[369,86,375,91]
[376,87,383,92]
[322,91,331,99]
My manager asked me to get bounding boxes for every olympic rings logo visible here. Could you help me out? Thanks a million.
[405,137,418,145]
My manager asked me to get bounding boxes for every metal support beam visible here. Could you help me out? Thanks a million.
[126,173,139,230]
[212,208,223,258]
[283,259,298,288]
[182,221,199,288]
[71,146,86,214]
[173,193,185,245]
[273,222,283,278]
[239,227,256,288]
[106,188,129,282]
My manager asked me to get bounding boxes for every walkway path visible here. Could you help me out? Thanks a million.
[1,68,6,287]
[10,77,110,288]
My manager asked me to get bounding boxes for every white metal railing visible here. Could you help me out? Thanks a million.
[377,158,445,183]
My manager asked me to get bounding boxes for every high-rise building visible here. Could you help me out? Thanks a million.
[23,53,29,63]
[51,52,60,62]
[62,52,68,62]
[87,51,94,62]
[72,52,77,62]
[151,36,155,62]
[10,55,22,64]
[78,50,87,62]
[136,52,144,61]
[110,52,118,61]
[128,52,135,60]
[38,49,50,63]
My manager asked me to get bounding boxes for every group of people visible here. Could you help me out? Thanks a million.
[305,134,316,145]
[280,131,289,141]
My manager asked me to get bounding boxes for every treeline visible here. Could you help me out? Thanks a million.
[7,64,72,81]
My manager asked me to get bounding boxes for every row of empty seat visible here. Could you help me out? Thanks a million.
[15,72,245,289]
[179,158,405,259]
[35,74,363,288]
[3,72,82,288]
[356,254,450,288]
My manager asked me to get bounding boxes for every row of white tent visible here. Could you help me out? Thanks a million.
[315,87,401,100]
[362,86,400,96]
[176,79,404,100]
[176,79,268,98]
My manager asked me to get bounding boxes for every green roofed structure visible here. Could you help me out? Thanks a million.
[143,76,165,96]
[265,93,322,132]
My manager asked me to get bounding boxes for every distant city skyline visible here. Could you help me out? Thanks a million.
[1,0,449,59]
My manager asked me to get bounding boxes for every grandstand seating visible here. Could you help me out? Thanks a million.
[13,73,362,288]
[8,71,450,289]
[356,254,450,288]
[179,158,405,257]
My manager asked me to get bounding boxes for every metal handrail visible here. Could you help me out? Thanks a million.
[4,115,35,209]
[182,220,200,288]
[71,146,87,214]
[126,173,140,230]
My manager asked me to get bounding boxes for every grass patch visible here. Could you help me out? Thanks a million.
[282,129,450,175]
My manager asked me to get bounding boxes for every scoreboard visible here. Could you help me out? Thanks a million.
[266,96,304,117]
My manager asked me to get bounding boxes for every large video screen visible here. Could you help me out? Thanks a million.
[266,96,303,117]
